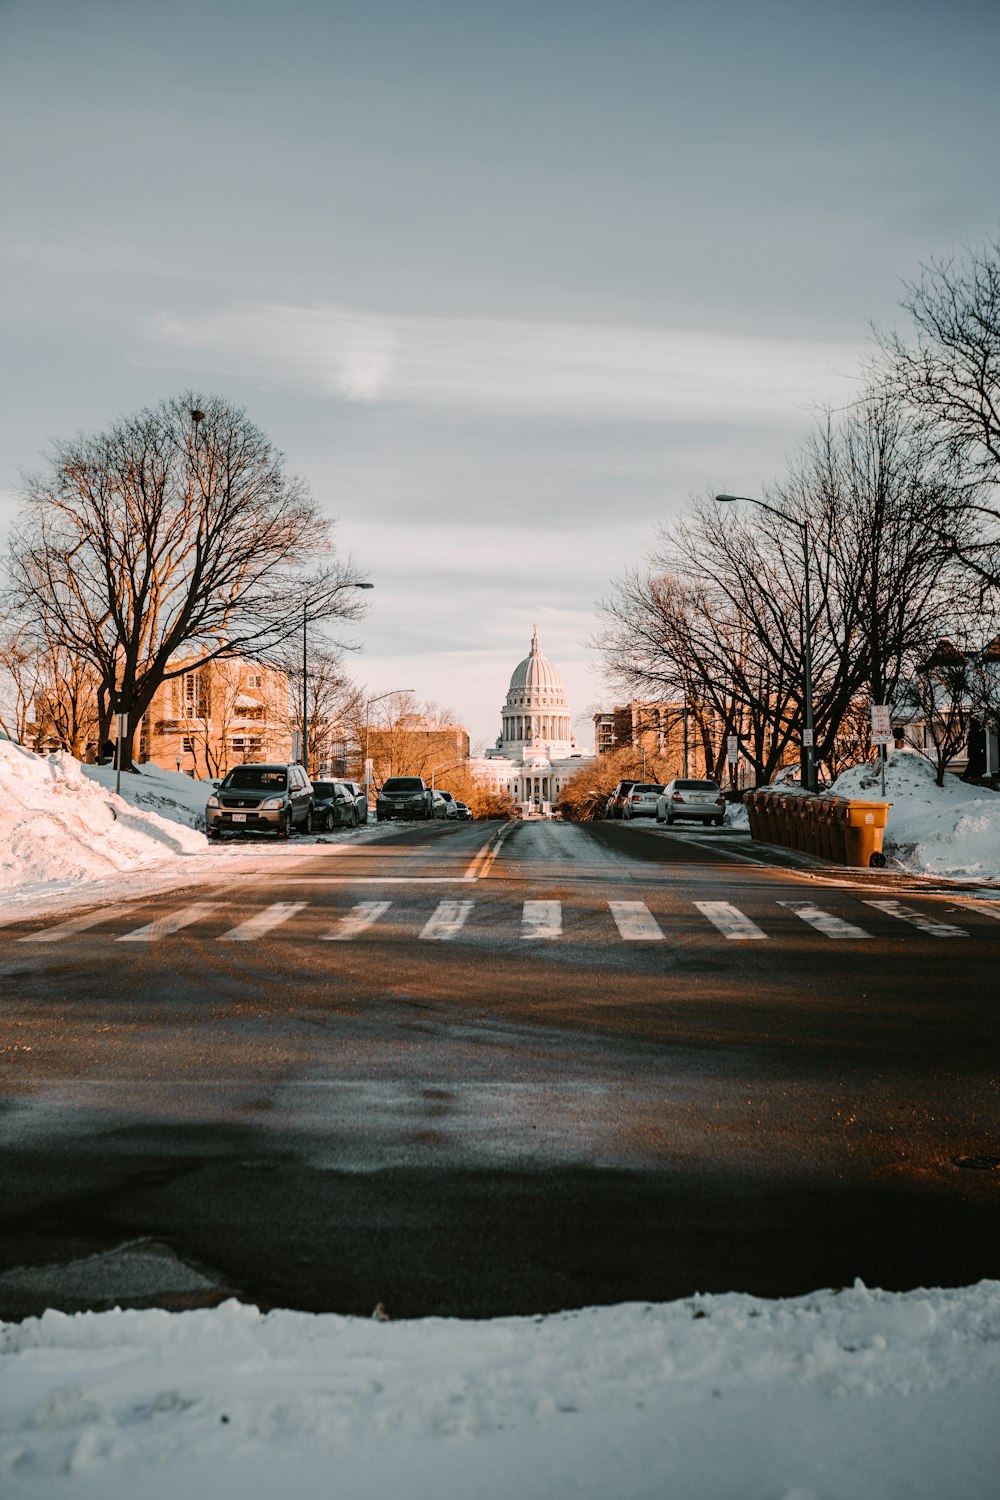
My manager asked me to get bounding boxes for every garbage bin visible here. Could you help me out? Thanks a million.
[841,799,891,867]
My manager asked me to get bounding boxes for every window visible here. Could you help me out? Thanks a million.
[182,735,195,754]
[247,672,263,689]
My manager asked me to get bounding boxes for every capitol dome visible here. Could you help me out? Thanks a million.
[498,626,575,751]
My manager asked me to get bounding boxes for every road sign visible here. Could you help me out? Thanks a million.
[871,704,893,746]
[802,728,813,747]
[727,736,739,761]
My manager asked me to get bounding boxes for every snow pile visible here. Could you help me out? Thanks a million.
[1,1282,998,1499]
[830,747,1000,880]
[0,742,207,894]
[82,760,213,831]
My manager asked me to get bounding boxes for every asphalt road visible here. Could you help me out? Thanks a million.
[1,816,998,1320]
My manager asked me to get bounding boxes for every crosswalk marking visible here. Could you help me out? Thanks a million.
[420,899,475,941]
[323,901,392,941]
[694,901,768,940]
[16,903,143,943]
[778,901,870,939]
[862,899,968,938]
[117,902,222,943]
[521,900,562,940]
[218,902,308,942]
[952,899,1000,922]
[607,901,665,941]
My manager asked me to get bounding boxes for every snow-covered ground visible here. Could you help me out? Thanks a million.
[2,1282,998,1499]
[830,748,1000,882]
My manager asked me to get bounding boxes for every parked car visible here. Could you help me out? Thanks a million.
[622,783,665,818]
[376,776,434,821]
[430,789,450,819]
[338,780,369,824]
[655,778,727,827]
[310,780,361,831]
[206,763,313,839]
[606,780,639,818]
[437,790,460,819]
[453,801,473,821]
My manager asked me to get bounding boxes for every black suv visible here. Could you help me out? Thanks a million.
[376,776,433,821]
[206,763,313,838]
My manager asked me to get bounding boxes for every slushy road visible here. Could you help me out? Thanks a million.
[1,816,997,1319]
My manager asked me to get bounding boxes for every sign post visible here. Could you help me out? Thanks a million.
[870,705,892,797]
[114,713,126,797]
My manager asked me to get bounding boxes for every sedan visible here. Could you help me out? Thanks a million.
[656,778,727,826]
[453,801,473,820]
[310,780,362,831]
[622,783,665,818]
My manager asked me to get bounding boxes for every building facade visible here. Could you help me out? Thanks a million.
[470,627,592,815]
[140,655,292,776]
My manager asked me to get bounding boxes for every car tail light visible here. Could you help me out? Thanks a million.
[672,791,684,801]
[716,795,726,805]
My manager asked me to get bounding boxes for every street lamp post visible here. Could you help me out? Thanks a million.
[429,758,464,791]
[716,494,816,793]
[300,582,374,777]
[363,687,415,804]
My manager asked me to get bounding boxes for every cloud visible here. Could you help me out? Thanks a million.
[148,302,864,421]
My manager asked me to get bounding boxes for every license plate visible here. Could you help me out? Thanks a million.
[230,813,247,822]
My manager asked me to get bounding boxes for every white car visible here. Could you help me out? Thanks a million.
[656,778,727,827]
[622,783,665,818]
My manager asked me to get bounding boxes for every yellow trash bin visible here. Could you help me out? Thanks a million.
[841,799,891,867]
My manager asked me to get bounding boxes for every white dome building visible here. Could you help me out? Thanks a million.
[473,626,593,816]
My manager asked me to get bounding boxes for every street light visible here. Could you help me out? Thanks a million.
[301,582,374,777]
[363,688,414,803]
[429,758,464,791]
[716,494,816,793]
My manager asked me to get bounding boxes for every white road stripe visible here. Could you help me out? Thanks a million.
[17,903,145,943]
[778,901,871,939]
[218,902,308,942]
[117,902,222,942]
[323,901,392,941]
[607,901,665,941]
[419,899,475,940]
[521,900,562,939]
[694,901,768,940]
[862,900,968,937]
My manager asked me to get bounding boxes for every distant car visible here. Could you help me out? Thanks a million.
[430,789,450,819]
[453,801,473,820]
[206,762,313,839]
[622,783,665,819]
[656,778,727,827]
[606,780,639,818]
[376,776,433,821]
[310,780,361,831]
[437,789,460,819]
[337,780,369,824]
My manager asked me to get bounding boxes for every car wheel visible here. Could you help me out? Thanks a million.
[302,807,314,834]
[665,815,675,826]
[350,807,359,827]
[277,813,290,840]
[713,816,724,827]
[323,809,335,832]
[207,828,219,840]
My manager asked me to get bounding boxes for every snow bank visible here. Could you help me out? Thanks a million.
[830,747,1000,881]
[1,1282,998,1499]
[82,760,212,831]
[0,742,207,895]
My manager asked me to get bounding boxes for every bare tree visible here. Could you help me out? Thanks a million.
[0,613,44,747]
[877,241,1000,588]
[597,395,966,786]
[5,393,369,768]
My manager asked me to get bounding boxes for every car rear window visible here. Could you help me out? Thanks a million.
[632,784,664,793]
[224,768,287,791]
[676,779,719,790]
[311,782,335,797]
[383,778,423,792]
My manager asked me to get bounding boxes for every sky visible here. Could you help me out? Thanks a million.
[1,0,999,747]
